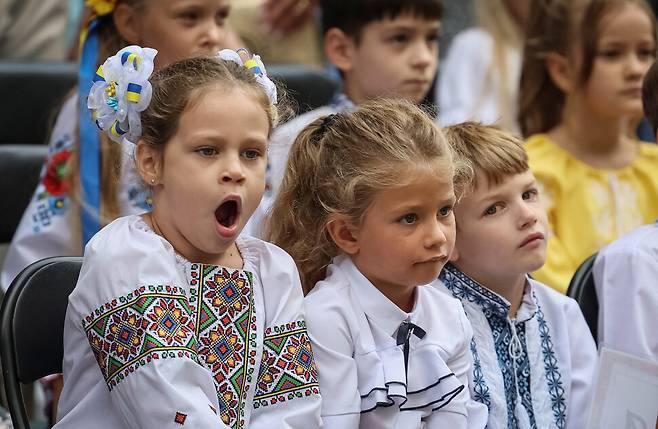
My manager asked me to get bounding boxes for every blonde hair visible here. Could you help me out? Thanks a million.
[473,0,525,131]
[267,99,454,291]
[443,121,528,194]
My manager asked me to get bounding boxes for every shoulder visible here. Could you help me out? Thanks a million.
[526,133,562,161]
[449,28,494,52]
[304,262,358,327]
[633,142,658,173]
[239,235,297,273]
[526,134,573,185]
[529,278,581,317]
[597,223,658,260]
[270,105,337,148]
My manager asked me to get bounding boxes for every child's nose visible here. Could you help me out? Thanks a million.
[201,23,223,52]
[518,203,538,229]
[220,157,246,184]
[424,218,448,248]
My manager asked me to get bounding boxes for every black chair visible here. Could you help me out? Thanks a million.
[0,256,82,429]
[0,62,77,146]
[268,64,339,115]
[566,252,599,343]
[0,145,49,243]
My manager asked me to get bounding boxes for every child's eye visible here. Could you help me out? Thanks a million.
[483,203,502,216]
[390,34,409,44]
[599,50,621,59]
[522,189,538,200]
[399,213,418,224]
[242,149,262,160]
[178,11,200,23]
[438,205,453,218]
[426,34,440,45]
[638,48,656,60]
[197,147,217,157]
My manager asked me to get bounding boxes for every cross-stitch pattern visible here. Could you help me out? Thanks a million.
[174,412,187,425]
[190,265,258,429]
[253,320,320,409]
[83,285,198,390]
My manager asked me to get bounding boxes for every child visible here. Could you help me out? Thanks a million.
[519,0,658,293]
[1,0,233,291]
[268,100,488,428]
[245,0,443,235]
[439,122,597,429]
[438,0,528,133]
[592,59,658,362]
[53,47,321,428]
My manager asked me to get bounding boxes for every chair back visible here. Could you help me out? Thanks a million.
[268,65,338,115]
[566,252,599,343]
[0,145,49,243]
[0,256,82,429]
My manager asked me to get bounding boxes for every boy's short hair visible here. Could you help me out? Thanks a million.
[443,122,529,195]
[320,0,443,39]
[642,60,658,135]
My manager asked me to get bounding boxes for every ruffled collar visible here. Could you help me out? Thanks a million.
[332,254,414,337]
[440,263,537,322]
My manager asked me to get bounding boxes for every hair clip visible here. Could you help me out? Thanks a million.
[87,45,158,143]
[216,49,278,105]
[85,0,117,16]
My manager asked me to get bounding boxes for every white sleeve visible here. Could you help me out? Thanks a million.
[1,95,81,291]
[248,241,322,429]
[426,306,487,428]
[437,29,493,126]
[304,285,361,429]
[563,299,597,429]
[69,221,229,429]
[593,243,658,361]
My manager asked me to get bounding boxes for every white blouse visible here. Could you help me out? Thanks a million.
[437,264,597,429]
[304,255,488,428]
[593,222,658,362]
[54,215,322,429]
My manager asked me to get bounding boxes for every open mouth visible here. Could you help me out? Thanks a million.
[215,198,241,231]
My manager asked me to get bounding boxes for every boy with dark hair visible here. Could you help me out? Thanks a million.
[438,122,597,429]
[245,0,442,235]
[592,60,658,362]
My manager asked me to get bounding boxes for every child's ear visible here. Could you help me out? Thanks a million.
[324,28,357,73]
[135,140,162,186]
[545,52,577,93]
[113,2,142,45]
[326,214,360,255]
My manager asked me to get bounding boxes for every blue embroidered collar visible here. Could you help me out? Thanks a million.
[440,264,537,322]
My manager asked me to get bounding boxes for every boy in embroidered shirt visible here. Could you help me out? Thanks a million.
[245,0,442,235]
[437,122,597,429]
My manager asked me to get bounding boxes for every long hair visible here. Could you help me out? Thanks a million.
[266,99,454,292]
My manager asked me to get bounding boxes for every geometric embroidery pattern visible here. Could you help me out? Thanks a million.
[253,320,320,409]
[188,265,257,429]
[82,285,198,390]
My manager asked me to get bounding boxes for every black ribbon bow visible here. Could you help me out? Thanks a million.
[395,318,427,379]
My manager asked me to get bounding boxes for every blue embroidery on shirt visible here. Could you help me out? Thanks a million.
[535,295,567,428]
[470,338,491,407]
[440,264,510,317]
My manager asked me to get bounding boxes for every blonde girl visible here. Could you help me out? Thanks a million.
[268,100,487,428]
[519,0,658,293]
[2,0,232,290]
[438,0,529,132]
[53,47,321,428]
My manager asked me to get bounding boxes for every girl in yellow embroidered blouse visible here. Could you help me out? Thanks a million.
[518,0,658,293]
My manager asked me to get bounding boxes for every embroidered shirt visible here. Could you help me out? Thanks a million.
[593,221,658,362]
[305,255,489,429]
[1,95,151,291]
[54,215,321,429]
[526,133,658,293]
[437,263,597,429]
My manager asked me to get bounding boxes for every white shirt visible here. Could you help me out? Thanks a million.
[437,264,597,429]
[304,255,488,428]
[1,95,150,290]
[593,221,658,362]
[55,215,322,429]
[437,28,521,133]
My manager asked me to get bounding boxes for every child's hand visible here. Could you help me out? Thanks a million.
[261,0,317,36]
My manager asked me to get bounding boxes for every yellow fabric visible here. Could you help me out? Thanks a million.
[526,134,658,293]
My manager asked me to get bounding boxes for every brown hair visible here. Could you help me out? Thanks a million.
[266,99,454,292]
[140,56,284,152]
[444,122,528,194]
[642,60,658,134]
[519,0,657,137]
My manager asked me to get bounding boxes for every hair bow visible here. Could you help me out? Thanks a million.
[217,48,278,105]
